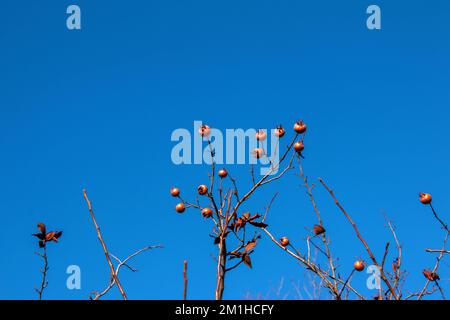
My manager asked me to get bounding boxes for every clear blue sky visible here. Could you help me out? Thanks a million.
[0,1,449,299]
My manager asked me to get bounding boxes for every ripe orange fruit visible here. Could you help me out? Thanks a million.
[354,260,365,272]
[280,237,290,247]
[256,129,267,141]
[253,148,264,159]
[170,187,180,197]
[294,141,304,153]
[218,168,228,178]
[199,124,211,137]
[419,192,432,205]
[197,184,208,196]
[175,203,185,213]
[294,120,307,134]
[201,208,213,218]
[274,125,285,138]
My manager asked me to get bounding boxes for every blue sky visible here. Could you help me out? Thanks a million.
[0,0,449,299]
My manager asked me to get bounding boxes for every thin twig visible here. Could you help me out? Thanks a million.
[225,258,246,272]
[426,249,450,254]
[318,178,398,299]
[35,246,49,300]
[92,245,162,300]
[435,281,446,300]
[383,213,403,299]
[262,228,358,299]
[417,202,450,299]
[262,192,278,223]
[430,203,449,232]
[83,189,128,300]
[405,286,437,300]
[183,260,188,300]
[417,231,449,300]
[229,133,299,223]
[381,242,390,271]
[337,269,356,300]
[298,161,338,293]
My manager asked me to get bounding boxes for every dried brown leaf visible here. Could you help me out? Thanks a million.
[244,240,257,253]
[249,221,268,228]
[242,254,252,269]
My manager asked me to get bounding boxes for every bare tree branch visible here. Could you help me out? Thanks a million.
[261,227,364,299]
[383,213,403,299]
[183,260,188,300]
[34,246,49,300]
[91,245,162,300]
[417,202,450,300]
[429,203,449,233]
[417,232,449,300]
[298,161,338,294]
[83,189,128,300]
[426,249,450,254]
[318,178,398,299]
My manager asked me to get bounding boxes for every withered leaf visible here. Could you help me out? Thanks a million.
[33,233,46,240]
[244,240,257,253]
[249,221,268,228]
[37,223,46,234]
[235,218,246,232]
[45,232,56,241]
[45,231,63,242]
[313,224,326,236]
[242,212,250,220]
[423,269,440,281]
[242,254,252,269]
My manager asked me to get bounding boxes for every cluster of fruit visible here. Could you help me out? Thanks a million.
[170,120,443,292]
[253,120,307,158]
[171,120,308,214]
